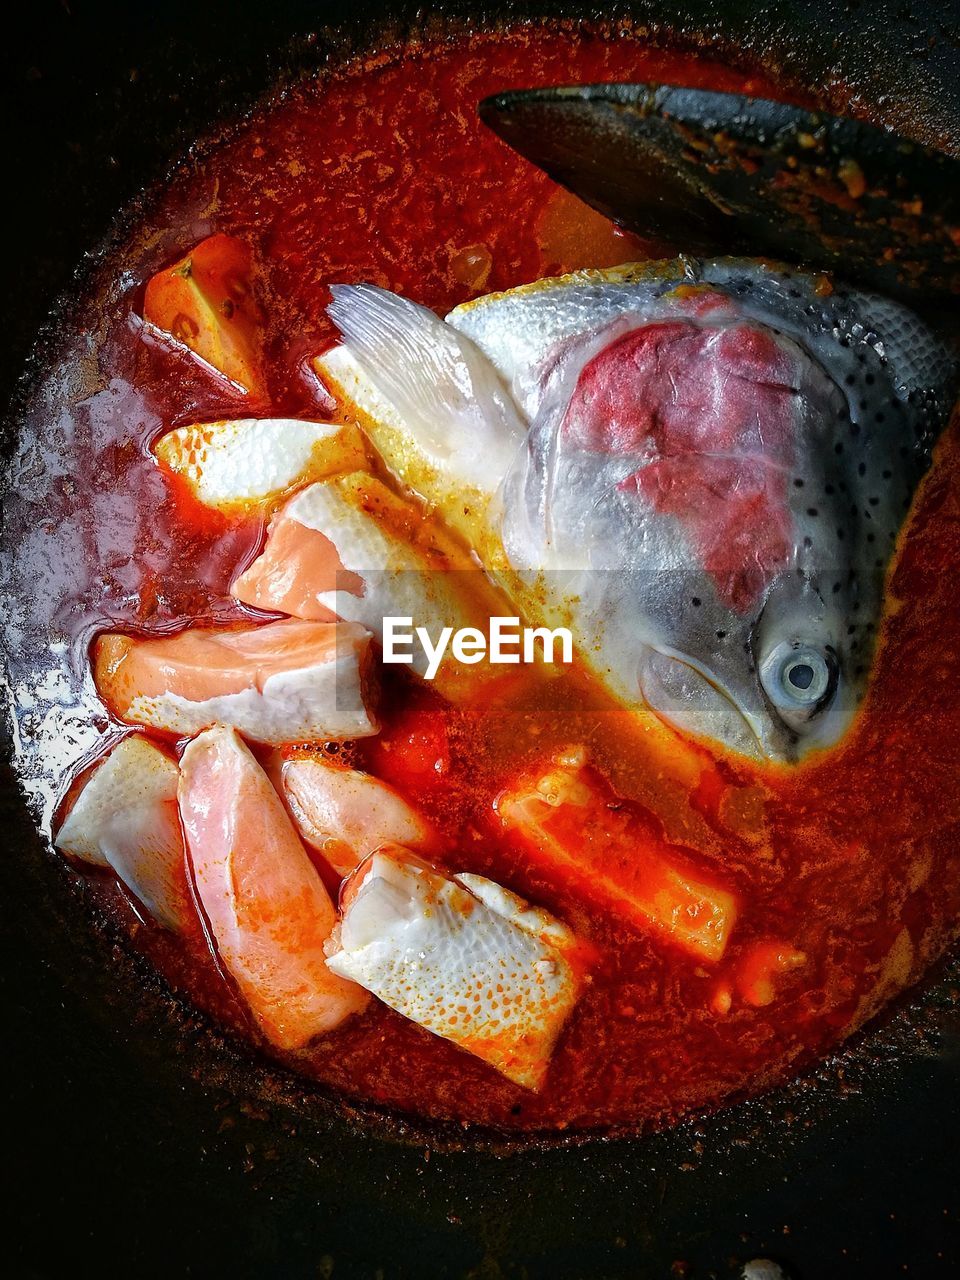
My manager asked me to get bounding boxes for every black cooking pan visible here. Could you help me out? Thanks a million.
[3,1,960,1276]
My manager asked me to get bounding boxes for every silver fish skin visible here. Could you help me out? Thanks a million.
[329,259,958,763]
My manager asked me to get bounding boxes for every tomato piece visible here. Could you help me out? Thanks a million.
[734,940,806,1007]
[367,706,451,790]
[143,233,266,398]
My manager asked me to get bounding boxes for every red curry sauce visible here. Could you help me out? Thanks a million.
[27,24,960,1132]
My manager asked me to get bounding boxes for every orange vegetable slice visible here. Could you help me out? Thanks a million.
[497,749,738,963]
[143,233,266,398]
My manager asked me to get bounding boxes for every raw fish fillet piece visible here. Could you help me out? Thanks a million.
[281,755,438,876]
[56,735,190,931]
[93,618,378,744]
[179,725,369,1048]
[497,750,737,963]
[153,417,366,512]
[143,233,266,398]
[232,472,509,699]
[326,847,585,1089]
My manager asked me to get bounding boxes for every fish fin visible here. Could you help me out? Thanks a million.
[327,284,524,490]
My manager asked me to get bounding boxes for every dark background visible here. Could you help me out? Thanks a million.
[3,2,960,1277]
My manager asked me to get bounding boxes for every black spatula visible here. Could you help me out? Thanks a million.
[479,84,960,305]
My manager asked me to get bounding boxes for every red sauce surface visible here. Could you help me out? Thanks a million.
[18,24,960,1133]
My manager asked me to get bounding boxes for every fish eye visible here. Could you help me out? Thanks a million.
[781,652,829,702]
[759,641,838,727]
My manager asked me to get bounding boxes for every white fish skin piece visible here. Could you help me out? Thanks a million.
[153,417,362,510]
[327,284,526,495]
[125,657,378,744]
[55,735,189,931]
[455,873,579,952]
[326,849,584,1089]
[281,757,437,876]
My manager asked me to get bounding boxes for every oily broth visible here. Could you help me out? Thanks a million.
[4,23,960,1132]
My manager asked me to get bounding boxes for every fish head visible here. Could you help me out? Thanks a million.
[453,259,958,765]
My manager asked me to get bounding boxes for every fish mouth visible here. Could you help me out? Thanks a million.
[637,645,780,763]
